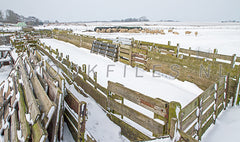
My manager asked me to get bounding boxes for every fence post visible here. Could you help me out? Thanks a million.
[56,48,59,58]
[188,47,191,56]
[59,53,63,61]
[82,64,86,81]
[168,41,171,46]
[197,96,203,140]
[169,118,177,139]
[117,44,121,62]
[213,83,218,124]
[77,102,87,142]
[168,101,181,140]
[231,54,237,68]
[213,49,218,62]
[234,75,240,105]
[130,44,133,66]
[224,75,229,108]
[176,43,180,57]
[94,72,97,89]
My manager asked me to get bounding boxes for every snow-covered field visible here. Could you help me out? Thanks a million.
[36,22,240,56]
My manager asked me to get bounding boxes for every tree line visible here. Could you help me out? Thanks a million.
[0,9,43,26]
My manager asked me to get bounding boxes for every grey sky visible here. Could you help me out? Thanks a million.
[0,0,240,22]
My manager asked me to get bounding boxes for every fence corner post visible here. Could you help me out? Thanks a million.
[168,101,181,133]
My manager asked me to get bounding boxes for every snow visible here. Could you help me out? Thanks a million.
[40,38,202,107]
[201,106,240,142]
[0,65,12,84]
[36,22,240,56]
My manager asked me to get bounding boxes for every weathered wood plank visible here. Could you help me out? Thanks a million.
[216,93,224,108]
[216,103,224,118]
[108,97,164,136]
[19,58,40,122]
[132,53,147,59]
[0,87,4,108]
[201,105,214,125]
[96,83,108,95]
[132,48,148,55]
[200,84,215,102]
[186,122,197,137]
[202,95,214,112]
[132,58,147,64]
[181,109,197,131]
[108,81,168,118]
[180,98,198,120]
[18,83,30,141]
[120,45,131,50]
[119,52,130,59]
[65,89,80,114]
[200,117,214,137]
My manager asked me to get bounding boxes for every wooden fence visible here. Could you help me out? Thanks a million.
[36,41,171,141]
[9,30,240,141]
[34,48,92,142]
[52,29,240,90]
[36,32,240,141]
[166,74,240,141]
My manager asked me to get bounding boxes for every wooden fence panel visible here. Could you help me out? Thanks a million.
[108,81,168,118]
[108,97,164,136]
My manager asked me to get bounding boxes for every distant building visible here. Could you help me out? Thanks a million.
[16,22,27,27]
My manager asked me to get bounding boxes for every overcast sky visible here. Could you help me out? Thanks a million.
[1,0,240,22]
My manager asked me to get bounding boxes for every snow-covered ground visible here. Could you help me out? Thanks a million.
[202,106,240,142]
[36,22,240,56]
